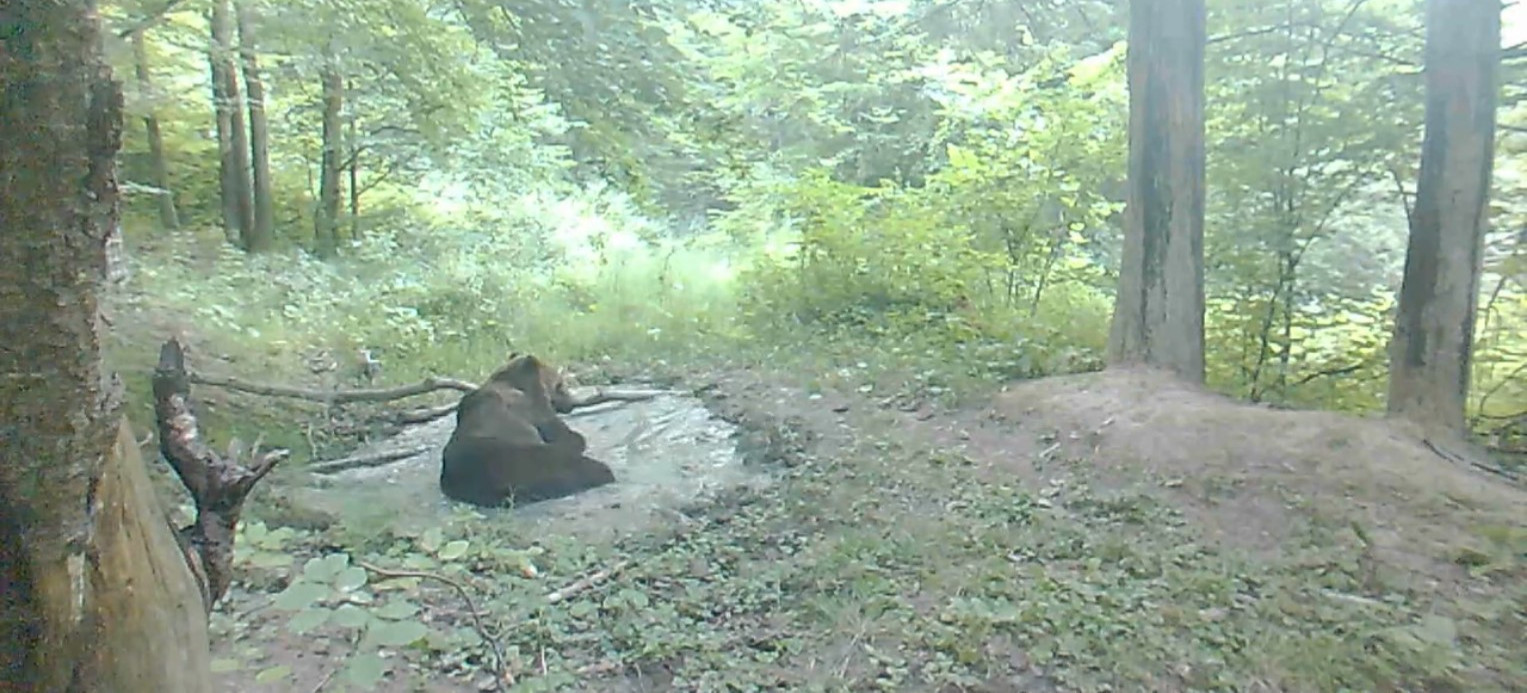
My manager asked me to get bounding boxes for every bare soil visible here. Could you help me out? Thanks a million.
[988,368,1526,585]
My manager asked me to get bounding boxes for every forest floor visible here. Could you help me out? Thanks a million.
[184,357,1524,693]
[106,299,1525,692]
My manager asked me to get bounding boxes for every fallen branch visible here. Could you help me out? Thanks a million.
[1422,438,1521,484]
[391,386,668,427]
[356,560,506,691]
[153,338,290,610]
[395,402,458,424]
[563,387,666,412]
[309,446,431,475]
[545,559,631,604]
[188,372,476,404]
[191,368,666,415]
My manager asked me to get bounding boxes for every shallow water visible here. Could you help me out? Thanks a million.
[287,390,767,541]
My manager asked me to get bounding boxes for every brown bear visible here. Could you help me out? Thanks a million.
[439,353,615,507]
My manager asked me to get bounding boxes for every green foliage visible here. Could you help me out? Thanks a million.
[1200,0,1426,406]
[122,200,740,382]
[242,521,490,691]
[105,0,1527,429]
[713,39,1127,384]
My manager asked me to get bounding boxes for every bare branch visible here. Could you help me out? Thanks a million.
[187,372,476,403]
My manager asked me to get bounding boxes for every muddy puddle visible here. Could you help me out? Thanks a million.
[284,389,771,541]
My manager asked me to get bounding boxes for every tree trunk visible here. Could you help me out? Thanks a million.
[210,0,255,248]
[348,94,361,242]
[1386,0,1500,435]
[315,52,344,259]
[1105,0,1207,383]
[207,14,239,244]
[130,30,181,231]
[0,3,212,690]
[236,0,275,252]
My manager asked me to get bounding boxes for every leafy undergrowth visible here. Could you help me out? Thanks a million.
[208,366,1526,693]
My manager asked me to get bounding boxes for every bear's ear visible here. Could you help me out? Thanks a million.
[502,354,548,393]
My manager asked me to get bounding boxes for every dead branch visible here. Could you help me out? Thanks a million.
[563,387,666,412]
[395,402,458,424]
[1421,438,1521,484]
[309,446,430,475]
[392,386,667,427]
[153,338,290,610]
[544,559,630,604]
[189,370,665,417]
[187,372,476,403]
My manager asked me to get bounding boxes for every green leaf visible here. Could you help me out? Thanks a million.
[374,600,420,620]
[272,582,330,611]
[210,658,242,673]
[241,521,268,544]
[419,527,444,553]
[370,620,429,647]
[335,566,369,592]
[401,553,436,570]
[254,665,292,684]
[332,603,372,629]
[287,607,331,634]
[303,553,350,582]
[437,540,470,561]
[342,653,386,688]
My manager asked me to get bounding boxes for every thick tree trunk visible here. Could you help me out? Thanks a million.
[1106,0,1207,383]
[130,30,181,231]
[210,0,255,248]
[315,53,344,259]
[1387,0,1500,435]
[236,0,275,252]
[0,2,212,690]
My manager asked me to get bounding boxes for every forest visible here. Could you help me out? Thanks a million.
[1,0,1525,691]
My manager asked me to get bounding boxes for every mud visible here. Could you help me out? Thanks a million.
[284,388,774,542]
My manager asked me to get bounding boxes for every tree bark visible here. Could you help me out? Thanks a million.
[1387,0,1500,435]
[208,15,240,244]
[1105,0,1207,384]
[348,94,361,242]
[130,30,181,231]
[236,0,275,252]
[0,2,212,689]
[315,51,344,259]
[209,0,255,248]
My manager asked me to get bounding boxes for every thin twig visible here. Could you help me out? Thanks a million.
[356,560,507,691]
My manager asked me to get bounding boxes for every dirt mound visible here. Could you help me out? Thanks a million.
[993,368,1527,585]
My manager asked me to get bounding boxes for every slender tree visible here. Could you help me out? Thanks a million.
[209,0,255,246]
[1106,0,1208,383]
[1387,0,1501,435]
[0,1,212,689]
[130,29,182,230]
[237,0,276,251]
[315,47,345,258]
